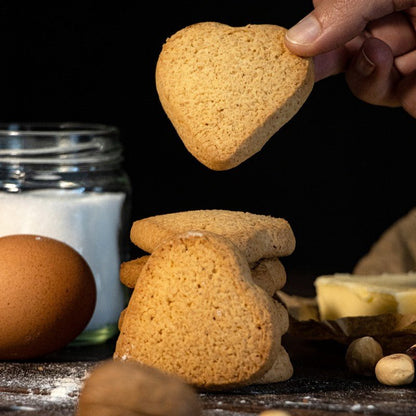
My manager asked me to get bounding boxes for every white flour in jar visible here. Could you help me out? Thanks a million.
[0,189,126,332]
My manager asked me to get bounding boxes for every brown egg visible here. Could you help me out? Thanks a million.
[0,234,96,360]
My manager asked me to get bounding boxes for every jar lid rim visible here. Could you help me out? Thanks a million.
[0,122,118,136]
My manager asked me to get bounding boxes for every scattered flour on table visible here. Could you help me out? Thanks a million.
[0,362,96,408]
[46,376,84,402]
[30,366,90,403]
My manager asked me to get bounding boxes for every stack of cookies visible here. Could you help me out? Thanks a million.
[114,209,296,390]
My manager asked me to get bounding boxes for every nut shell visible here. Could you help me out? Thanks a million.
[76,360,202,416]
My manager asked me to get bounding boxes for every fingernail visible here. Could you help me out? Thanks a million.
[286,15,322,45]
[356,48,376,76]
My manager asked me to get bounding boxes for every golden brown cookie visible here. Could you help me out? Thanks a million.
[254,345,293,384]
[119,256,150,288]
[251,257,287,295]
[115,230,289,389]
[156,22,314,170]
[130,209,295,264]
[120,255,286,296]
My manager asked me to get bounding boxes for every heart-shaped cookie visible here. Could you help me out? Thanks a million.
[114,230,288,389]
[156,22,314,170]
[129,209,296,264]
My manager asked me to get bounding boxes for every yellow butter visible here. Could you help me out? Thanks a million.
[314,273,416,320]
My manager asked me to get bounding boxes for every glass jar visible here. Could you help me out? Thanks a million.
[0,122,131,345]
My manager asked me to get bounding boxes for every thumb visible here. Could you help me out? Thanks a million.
[285,0,416,56]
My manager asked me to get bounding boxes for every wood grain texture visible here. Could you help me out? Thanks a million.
[0,334,415,415]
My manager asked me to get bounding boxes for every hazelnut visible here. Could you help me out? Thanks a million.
[345,336,383,376]
[375,353,415,386]
[259,411,291,416]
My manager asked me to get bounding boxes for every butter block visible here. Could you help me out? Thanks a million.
[314,273,416,320]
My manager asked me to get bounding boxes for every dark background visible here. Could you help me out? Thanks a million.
[0,2,414,295]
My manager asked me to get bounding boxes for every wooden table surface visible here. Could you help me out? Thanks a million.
[0,333,415,416]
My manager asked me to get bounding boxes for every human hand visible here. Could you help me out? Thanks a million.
[284,0,416,117]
